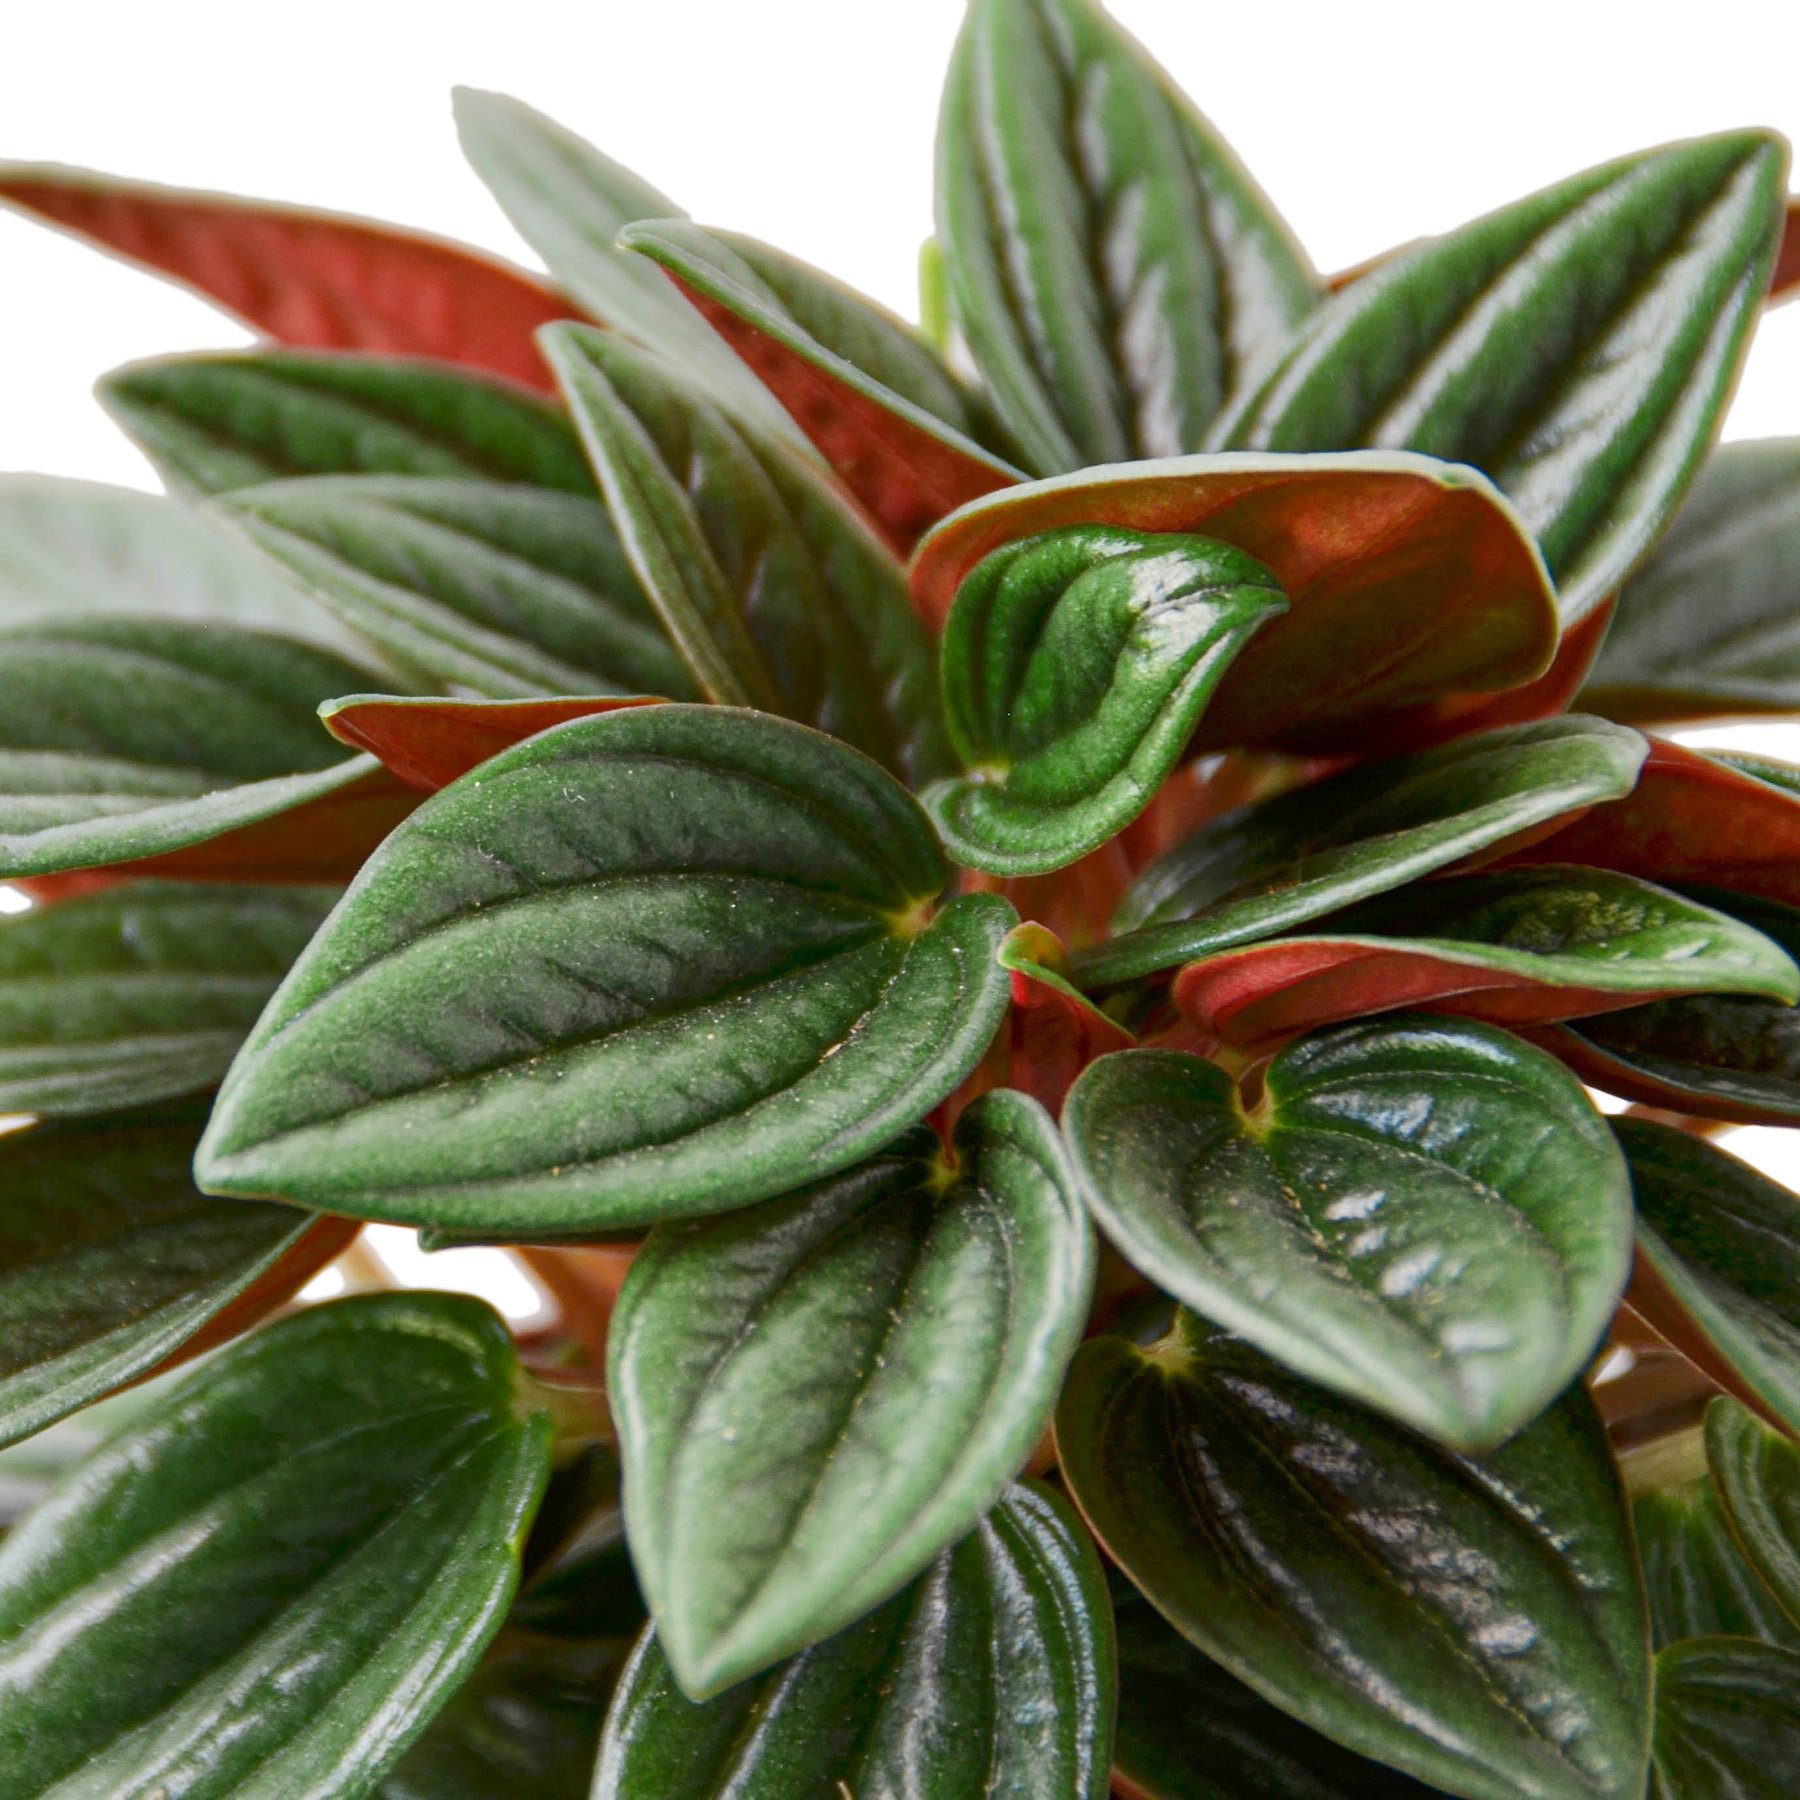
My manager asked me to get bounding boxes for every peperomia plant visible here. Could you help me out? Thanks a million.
[7,0,1800,1793]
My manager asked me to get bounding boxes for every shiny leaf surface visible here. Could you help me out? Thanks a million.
[927,526,1285,874]
[610,1093,1093,1696]
[593,1481,1114,1798]
[935,0,1321,473]
[1652,1638,1800,1799]
[197,706,1015,1234]
[1058,1315,1651,1800]
[1078,716,1645,987]
[1064,1017,1631,1448]
[0,1292,552,1799]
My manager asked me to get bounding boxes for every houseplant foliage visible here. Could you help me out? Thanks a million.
[9,0,1800,1793]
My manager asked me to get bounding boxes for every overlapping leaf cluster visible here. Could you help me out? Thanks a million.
[4,0,1800,1793]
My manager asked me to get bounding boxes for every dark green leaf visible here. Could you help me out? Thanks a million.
[0,1110,325,1451]
[1065,1017,1630,1448]
[1706,1395,1800,1629]
[1217,132,1789,623]
[1621,1121,1800,1436]
[101,350,594,497]
[1058,1314,1650,1800]
[1076,715,1646,987]
[926,526,1285,874]
[610,1092,1093,1696]
[1652,1638,1800,1799]
[221,475,696,700]
[197,705,1015,1234]
[0,1365,181,1526]
[936,0,1322,473]
[0,614,389,878]
[542,323,949,785]
[593,1481,1114,1799]
[1582,440,1800,722]
[0,880,334,1117]
[0,1291,552,1799]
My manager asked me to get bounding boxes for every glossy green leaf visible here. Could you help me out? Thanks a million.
[610,1092,1093,1696]
[936,0,1322,473]
[1582,439,1800,722]
[450,88,788,433]
[926,526,1285,874]
[1076,715,1646,987]
[101,350,594,497]
[1058,1314,1651,1800]
[1707,1395,1800,1630]
[197,705,1015,1234]
[0,614,389,879]
[1109,1571,1442,1799]
[1652,1638,1800,1799]
[0,1365,183,1527]
[0,1291,552,1799]
[0,880,334,1118]
[593,1481,1114,1799]
[1176,868,1800,1048]
[617,218,1022,549]
[542,323,949,784]
[1621,1121,1800,1437]
[1216,132,1789,623]
[0,1109,326,1451]
[221,475,696,701]
[1065,1017,1630,1448]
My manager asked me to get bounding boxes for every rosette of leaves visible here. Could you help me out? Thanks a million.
[3,0,1800,1791]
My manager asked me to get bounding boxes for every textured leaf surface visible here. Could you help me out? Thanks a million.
[619,218,1021,551]
[1216,132,1789,623]
[1582,439,1800,721]
[928,526,1285,873]
[1174,868,1800,1048]
[0,1110,334,1451]
[197,706,1015,1233]
[0,880,333,1117]
[912,451,1557,748]
[1621,1121,1800,1437]
[1078,716,1646,987]
[102,350,593,497]
[1706,1397,1800,1629]
[545,324,949,783]
[1065,1018,1631,1447]
[611,1093,1092,1696]
[0,162,573,390]
[935,0,1321,473]
[1652,1639,1800,1799]
[1058,1314,1651,1800]
[593,1482,1114,1799]
[0,1292,552,1799]
[223,475,696,701]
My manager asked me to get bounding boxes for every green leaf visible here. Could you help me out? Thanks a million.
[592,1481,1115,1799]
[0,880,334,1118]
[542,323,949,784]
[1216,132,1789,623]
[0,1291,552,1799]
[1620,1121,1800,1437]
[1077,715,1646,987]
[610,1092,1093,1696]
[1706,1395,1800,1630]
[1065,1017,1630,1448]
[936,0,1322,473]
[196,705,1015,1234]
[617,218,1023,549]
[1652,1638,1800,1799]
[1175,868,1800,1048]
[101,350,595,497]
[0,1109,327,1452]
[220,475,697,701]
[1058,1314,1651,1800]
[1582,440,1800,722]
[911,451,1560,750]
[0,614,391,879]
[1109,1571,1442,1799]
[926,526,1285,875]
[450,88,790,434]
